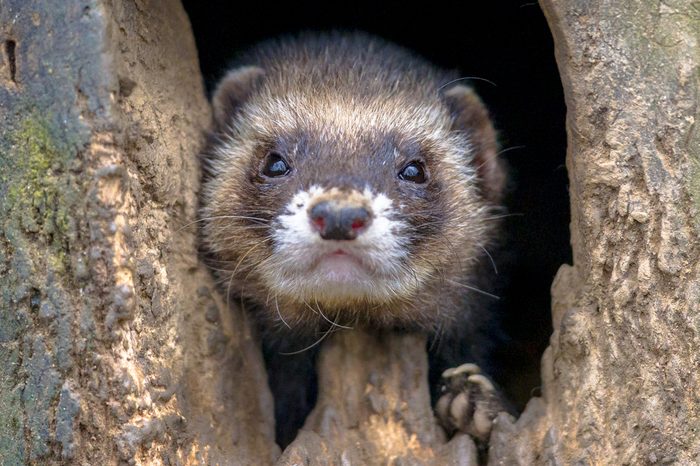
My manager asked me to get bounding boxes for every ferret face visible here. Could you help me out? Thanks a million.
[200,35,503,331]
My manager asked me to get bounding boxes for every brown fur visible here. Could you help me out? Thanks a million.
[199,32,504,336]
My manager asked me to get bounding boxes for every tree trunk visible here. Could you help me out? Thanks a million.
[0,1,276,464]
[489,1,700,464]
[1,1,698,465]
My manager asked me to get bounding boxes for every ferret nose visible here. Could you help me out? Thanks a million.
[309,201,372,240]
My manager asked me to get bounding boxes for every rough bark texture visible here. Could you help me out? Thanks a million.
[279,331,479,466]
[0,1,276,464]
[489,1,700,464]
[2,1,699,465]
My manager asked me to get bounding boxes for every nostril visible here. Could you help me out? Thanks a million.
[341,207,372,237]
[310,202,333,234]
[350,218,366,231]
[312,215,326,233]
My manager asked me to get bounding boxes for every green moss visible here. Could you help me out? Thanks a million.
[7,116,61,209]
[2,113,74,273]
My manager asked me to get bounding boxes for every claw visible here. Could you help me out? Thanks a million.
[442,363,480,378]
[467,373,494,391]
[436,363,503,444]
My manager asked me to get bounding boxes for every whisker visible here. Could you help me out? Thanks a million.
[496,145,526,157]
[242,253,276,282]
[478,244,498,275]
[275,296,292,329]
[429,310,445,352]
[212,231,273,244]
[176,214,270,232]
[231,243,264,278]
[438,76,498,92]
[278,325,336,355]
[206,266,236,274]
[473,149,513,174]
[233,211,278,217]
[312,298,353,330]
[445,278,500,300]
[225,271,236,312]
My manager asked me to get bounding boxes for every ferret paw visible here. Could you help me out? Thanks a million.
[435,363,503,443]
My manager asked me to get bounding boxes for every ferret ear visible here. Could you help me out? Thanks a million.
[211,66,265,131]
[443,85,505,204]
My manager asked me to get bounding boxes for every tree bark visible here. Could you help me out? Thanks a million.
[279,331,479,466]
[489,1,700,464]
[1,1,698,465]
[0,1,276,464]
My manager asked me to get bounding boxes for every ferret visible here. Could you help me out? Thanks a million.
[199,32,507,449]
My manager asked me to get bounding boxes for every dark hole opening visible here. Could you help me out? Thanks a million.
[183,0,571,444]
[4,39,16,83]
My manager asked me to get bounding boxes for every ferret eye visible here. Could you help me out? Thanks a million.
[398,162,426,183]
[262,152,291,178]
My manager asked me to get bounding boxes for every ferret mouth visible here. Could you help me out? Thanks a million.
[311,248,372,282]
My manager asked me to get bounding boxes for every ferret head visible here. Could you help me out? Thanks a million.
[200,34,504,333]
